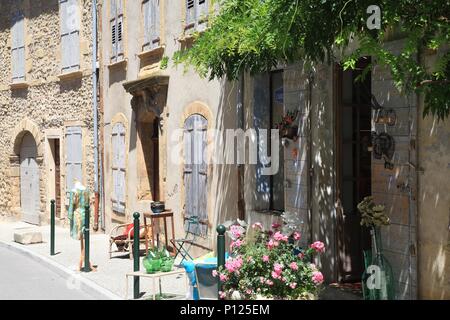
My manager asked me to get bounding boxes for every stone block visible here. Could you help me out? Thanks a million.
[13,228,43,245]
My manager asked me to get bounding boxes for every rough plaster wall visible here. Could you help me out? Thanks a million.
[0,0,94,224]
[371,39,418,299]
[416,49,450,299]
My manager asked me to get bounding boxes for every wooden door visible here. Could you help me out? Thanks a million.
[183,114,208,235]
[336,60,372,282]
[20,133,40,225]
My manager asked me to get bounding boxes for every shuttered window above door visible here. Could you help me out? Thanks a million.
[142,0,160,52]
[11,11,25,83]
[60,0,80,73]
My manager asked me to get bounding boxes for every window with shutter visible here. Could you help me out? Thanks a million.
[60,0,80,73]
[110,0,124,63]
[11,11,25,83]
[186,0,208,30]
[112,123,126,213]
[142,0,160,52]
[184,114,208,236]
[65,126,83,196]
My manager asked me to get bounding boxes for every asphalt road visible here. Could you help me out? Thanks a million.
[0,246,95,300]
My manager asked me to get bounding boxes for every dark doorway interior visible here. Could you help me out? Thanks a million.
[336,57,372,282]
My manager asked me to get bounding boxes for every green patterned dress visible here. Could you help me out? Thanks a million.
[68,188,91,240]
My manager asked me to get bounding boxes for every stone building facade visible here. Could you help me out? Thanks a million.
[0,0,95,226]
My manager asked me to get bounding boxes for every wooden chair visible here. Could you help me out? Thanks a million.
[109,223,152,259]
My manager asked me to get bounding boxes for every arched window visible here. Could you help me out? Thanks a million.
[112,122,126,213]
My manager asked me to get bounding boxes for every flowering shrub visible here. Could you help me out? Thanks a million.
[216,222,325,300]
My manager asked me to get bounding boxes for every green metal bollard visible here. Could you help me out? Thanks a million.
[133,212,140,299]
[83,204,91,273]
[50,200,56,256]
[216,224,226,299]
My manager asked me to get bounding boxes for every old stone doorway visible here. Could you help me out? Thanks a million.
[20,132,40,225]
[335,58,372,282]
[48,138,62,217]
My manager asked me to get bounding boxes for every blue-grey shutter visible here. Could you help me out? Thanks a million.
[142,0,150,51]
[117,0,124,60]
[60,0,80,73]
[186,0,195,25]
[253,74,271,210]
[143,0,159,51]
[184,115,208,235]
[197,0,208,21]
[110,0,123,62]
[151,0,160,48]
[65,127,83,196]
[11,11,25,83]
[112,123,126,213]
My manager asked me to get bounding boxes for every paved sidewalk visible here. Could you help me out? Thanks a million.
[0,222,188,300]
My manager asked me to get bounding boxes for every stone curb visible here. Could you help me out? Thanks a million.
[0,240,123,300]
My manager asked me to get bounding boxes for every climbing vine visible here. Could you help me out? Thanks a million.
[173,0,450,119]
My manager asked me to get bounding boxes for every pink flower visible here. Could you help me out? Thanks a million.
[310,241,325,253]
[262,255,269,262]
[297,253,305,259]
[310,263,317,271]
[230,225,243,239]
[219,273,228,282]
[281,277,287,283]
[271,223,281,230]
[225,261,235,273]
[219,291,226,299]
[265,279,274,286]
[212,270,218,277]
[312,271,324,285]
[289,262,299,271]
[252,222,263,230]
[260,277,265,284]
[246,289,252,295]
[274,263,283,275]
[230,239,243,250]
[293,231,301,241]
[273,231,288,242]
[271,271,281,279]
[290,282,297,289]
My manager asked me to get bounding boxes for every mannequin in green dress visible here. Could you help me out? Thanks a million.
[68,179,97,271]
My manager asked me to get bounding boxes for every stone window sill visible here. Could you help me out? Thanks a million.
[10,82,29,90]
[58,70,83,81]
[108,59,127,69]
[138,46,165,60]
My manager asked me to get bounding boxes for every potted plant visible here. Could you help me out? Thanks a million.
[276,110,299,141]
[215,219,325,300]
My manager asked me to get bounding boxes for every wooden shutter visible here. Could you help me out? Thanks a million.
[142,0,159,51]
[186,0,195,25]
[112,123,126,213]
[11,11,25,83]
[65,126,83,196]
[110,0,124,63]
[60,0,80,73]
[197,0,208,21]
[184,115,208,235]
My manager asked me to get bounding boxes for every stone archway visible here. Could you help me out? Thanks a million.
[10,119,43,224]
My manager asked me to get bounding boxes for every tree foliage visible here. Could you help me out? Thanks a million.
[173,0,450,119]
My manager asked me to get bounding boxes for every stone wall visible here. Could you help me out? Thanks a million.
[0,0,94,225]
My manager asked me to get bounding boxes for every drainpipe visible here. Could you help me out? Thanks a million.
[92,0,99,231]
